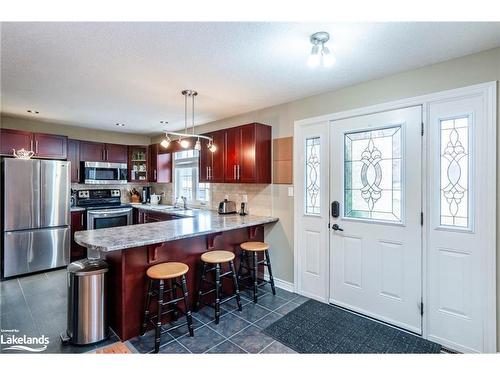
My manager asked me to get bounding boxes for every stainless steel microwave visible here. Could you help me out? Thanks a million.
[81,161,128,184]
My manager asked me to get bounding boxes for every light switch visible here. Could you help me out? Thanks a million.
[288,187,294,197]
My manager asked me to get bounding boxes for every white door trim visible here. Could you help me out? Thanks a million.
[293,81,496,352]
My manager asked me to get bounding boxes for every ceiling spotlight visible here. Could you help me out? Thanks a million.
[160,121,168,124]
[179,138,190,149]
[115,123,125,127]
[27,109,39,114]
[208,141,217,153]
[194,138,201,151]
[160,134,171,149]
[308,31,335,68]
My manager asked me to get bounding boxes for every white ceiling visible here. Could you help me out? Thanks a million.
[2,22,500,135]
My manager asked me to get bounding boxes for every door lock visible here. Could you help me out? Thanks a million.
[331,224,344,231]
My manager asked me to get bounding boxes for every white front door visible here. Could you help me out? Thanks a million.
[295,121,330,302]
[329,106,423,333]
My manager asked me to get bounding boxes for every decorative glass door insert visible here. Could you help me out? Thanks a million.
[305,137,321,215]
[344,125,402,222]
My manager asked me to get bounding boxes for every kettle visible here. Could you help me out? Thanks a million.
[150,194,162,205]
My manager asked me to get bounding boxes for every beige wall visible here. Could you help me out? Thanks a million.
[155,47,500,347]
[0,114,151,145]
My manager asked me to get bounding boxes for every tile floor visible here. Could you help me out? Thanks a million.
[0,269,119,353]
[127,284,309,354]
[1,268,308,354]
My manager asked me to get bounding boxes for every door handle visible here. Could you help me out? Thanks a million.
[331,224,344,231]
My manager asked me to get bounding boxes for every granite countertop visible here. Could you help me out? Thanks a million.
[74,209,279,252]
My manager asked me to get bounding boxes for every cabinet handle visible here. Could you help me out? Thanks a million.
[206,166,209,180]
[101,149,104,161]
[76,168,79,181]
[35,140,39,155]
[237,165,240,180]
[233,165,236,180]
[80,214,84,226]
[154,169,157,180]
[105,149,108,161]
[209,166,212,180]
[30,139,34,152]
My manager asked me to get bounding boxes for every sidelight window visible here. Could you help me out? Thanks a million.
[305,137,321,215]
[439,116,470,228]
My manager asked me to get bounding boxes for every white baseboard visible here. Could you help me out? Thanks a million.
[262,271,295,293]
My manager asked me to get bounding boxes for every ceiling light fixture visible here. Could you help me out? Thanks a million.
[27,109,39,114]
[160,90,216,152]
[115,123,125,127]
[308,31,335,68]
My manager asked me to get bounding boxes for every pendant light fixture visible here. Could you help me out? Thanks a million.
[160,90,216,152]
[308,31,335,68]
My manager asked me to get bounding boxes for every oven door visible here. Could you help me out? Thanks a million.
[87,207,133,230]
[83,161,128,184]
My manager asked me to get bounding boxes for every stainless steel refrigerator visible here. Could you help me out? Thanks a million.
[2,158,70,278]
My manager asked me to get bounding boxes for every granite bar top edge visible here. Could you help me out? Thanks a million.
[74,210,279,252]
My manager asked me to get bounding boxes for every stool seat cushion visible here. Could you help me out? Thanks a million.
[147,262,189,279]
[240,241,269,252]
[201,250,235,264]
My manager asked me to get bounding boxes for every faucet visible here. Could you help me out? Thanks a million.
[181,196,188,210]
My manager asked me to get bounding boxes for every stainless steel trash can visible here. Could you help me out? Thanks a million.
[66,259,109,345]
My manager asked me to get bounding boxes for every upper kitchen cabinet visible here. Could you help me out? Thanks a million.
[0,128,32,156]
[149,144,172,183]
[224,123,271,183]
[199,129,225,183]
[0,128,67,159]
[67,139,80,182]
[105,143,128,163]
[128,145,149,182]
[33,133,68,159]
[80,141,127,163]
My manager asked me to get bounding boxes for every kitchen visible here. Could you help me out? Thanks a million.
[1,17,500,370]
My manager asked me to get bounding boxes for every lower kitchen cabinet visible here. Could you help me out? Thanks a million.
[135,209,183,224]
[70,210,86,262]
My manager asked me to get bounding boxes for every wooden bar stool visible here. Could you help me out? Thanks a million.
[237,241,276,303]
[195,250,242,324]
[140,262,194,353]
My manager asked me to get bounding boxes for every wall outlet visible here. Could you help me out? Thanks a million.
[288,187,294,197]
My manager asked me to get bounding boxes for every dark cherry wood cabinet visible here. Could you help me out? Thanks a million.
[0,128,32,156]
[80,141,127,163]
[67,139,80,182]
[70,210,86,262]
[199,130,225,183]
[105,143,128,163]
[149,144,172,183]
[134,209,183,224]
[0,129,67,159]
[222,123,271,184]
[80,141,105,162]
[33,133,68,159]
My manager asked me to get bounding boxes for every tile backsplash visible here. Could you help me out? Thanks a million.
[152,183,272,216]
[73,182,272,216]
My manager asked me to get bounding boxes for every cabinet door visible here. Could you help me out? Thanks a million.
[157,153,172,183]
[105,143,128,163]
[211,130,225,182]
[148,144,158,182]
[199,136,211,182]
[33,133,68,159]
[225,127,240,182]
[0,128,33,156]
[67,139,80,182]
[80,141,105,162]
[70,211,86,262]
[238,125,256,182]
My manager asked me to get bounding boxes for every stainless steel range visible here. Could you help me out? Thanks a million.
[76,189,132,230]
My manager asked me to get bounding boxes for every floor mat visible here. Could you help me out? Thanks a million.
[263,299,441,353]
